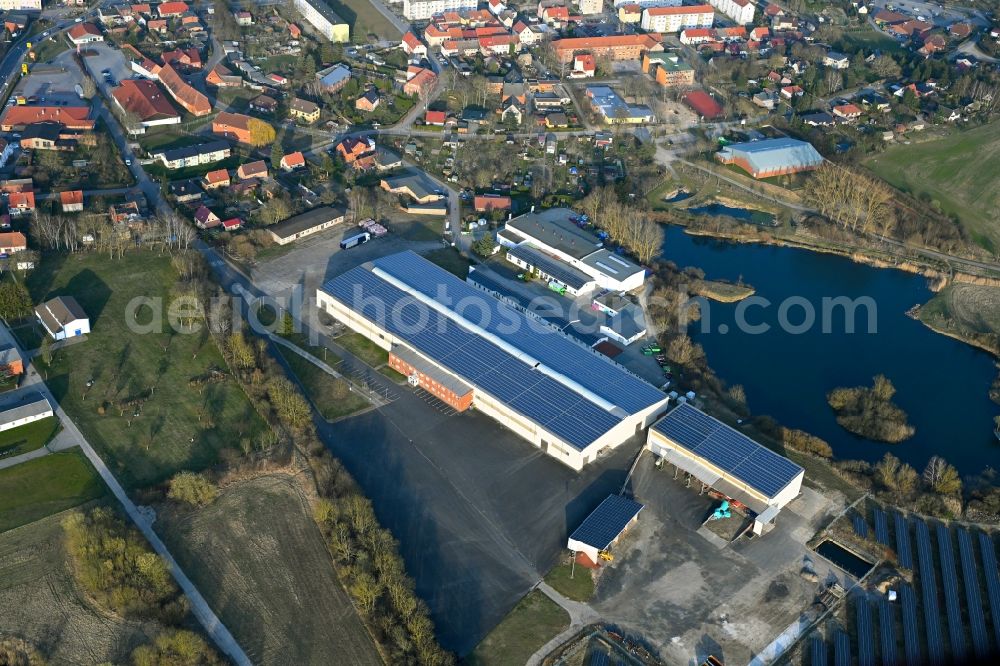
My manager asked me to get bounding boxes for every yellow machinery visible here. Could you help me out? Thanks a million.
[598,550,614,562]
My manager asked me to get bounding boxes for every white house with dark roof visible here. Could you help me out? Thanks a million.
[35,296,90,341]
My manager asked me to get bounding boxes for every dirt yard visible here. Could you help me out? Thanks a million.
[0,508,161,664]
[155,473,382,666]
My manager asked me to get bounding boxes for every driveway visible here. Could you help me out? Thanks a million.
[590,456,843,666]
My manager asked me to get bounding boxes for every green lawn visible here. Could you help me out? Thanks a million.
[833,27,906,55]
[378,366,407,384]
[336,331,388,368]
[0,450,106,533]
[399,219,443,242]
[276,347,370,421]
[137,128,203,153]
[543,563,594,602]
[468,590,569,666]
[865,121,1000,252]
[31,35,70,63]
[0,416,60,458]
[9,322,43,352]
[327,0,402,41]
[26,252,268,488]
[421,247,471,279]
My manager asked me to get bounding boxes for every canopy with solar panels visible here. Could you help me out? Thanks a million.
[646,403,804,531]
[316,251,669,471]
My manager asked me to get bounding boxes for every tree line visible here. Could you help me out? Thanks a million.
[203,292,453,665]
[62,507,222,665]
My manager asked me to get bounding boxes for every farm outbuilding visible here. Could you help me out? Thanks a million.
[646,403,803,534]
[568,494,644,565]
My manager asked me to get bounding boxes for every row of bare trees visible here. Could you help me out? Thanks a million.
[806,165,897,238]
[30,210,196,257]
[579,186,664,264]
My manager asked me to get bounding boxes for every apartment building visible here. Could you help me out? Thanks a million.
[293,0,350,42]
[402,0,478,21]
[640,4,713,32]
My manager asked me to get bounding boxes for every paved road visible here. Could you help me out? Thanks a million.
[0,9,102,103]
[526,582,601,666]
[0,321,251,665]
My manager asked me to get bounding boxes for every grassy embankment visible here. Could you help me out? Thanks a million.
[276,346,371,421]
[916,282,1000,356]
[865,121,1000,253]
[157,474,382,666]
[26,252,268,488]
[468,590,569,666]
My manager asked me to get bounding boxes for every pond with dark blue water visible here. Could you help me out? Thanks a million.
[661,226,999,476]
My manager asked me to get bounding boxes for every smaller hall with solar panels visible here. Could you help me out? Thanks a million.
[646,403,804,533]
[317,251,670,470]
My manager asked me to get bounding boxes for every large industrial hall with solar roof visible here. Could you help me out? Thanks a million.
[646,402,804,533]
[316,251,670,470]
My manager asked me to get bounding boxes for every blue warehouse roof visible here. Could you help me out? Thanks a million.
[321,252,666,450]
[651,403,803,499]
[569,494,644,550]
[718,138,823,174]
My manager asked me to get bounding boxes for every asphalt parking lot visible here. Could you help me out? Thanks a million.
[251,218,445,299]
[593,455,842,665]
[318,378,640,655]
[76,42,132,94]
[12,59,81,106]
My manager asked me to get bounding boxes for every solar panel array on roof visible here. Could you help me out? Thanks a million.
[957,529,989,658]
[369,252,665,414]
[936,524,966,662]
[507,244,593,291]
[322,263,631,450]
[651,403,802,499]
[569,494,643,550]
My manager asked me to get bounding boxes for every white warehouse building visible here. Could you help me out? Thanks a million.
[646,403,804,534]
[498,208,647,294]
[317,251,669,470]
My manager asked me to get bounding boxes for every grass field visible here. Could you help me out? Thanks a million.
[0,416,60,459]
[0,450,106,533]
[277,346,371,421]
[26,252,268,488]
[918,283,1000,353]
[336,331,389,367]
[0,509,162,663]
[543,563,594,602]
[468,590,569,666]
[9,321,44,352]
[327,0,402,42]
[866,121,1000,251]
[422,247,472,278]
[157,474,382,666]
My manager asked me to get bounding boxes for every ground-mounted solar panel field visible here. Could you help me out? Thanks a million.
[804,505,1000,665]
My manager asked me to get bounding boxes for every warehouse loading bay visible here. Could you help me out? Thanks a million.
[255,234,848,659]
